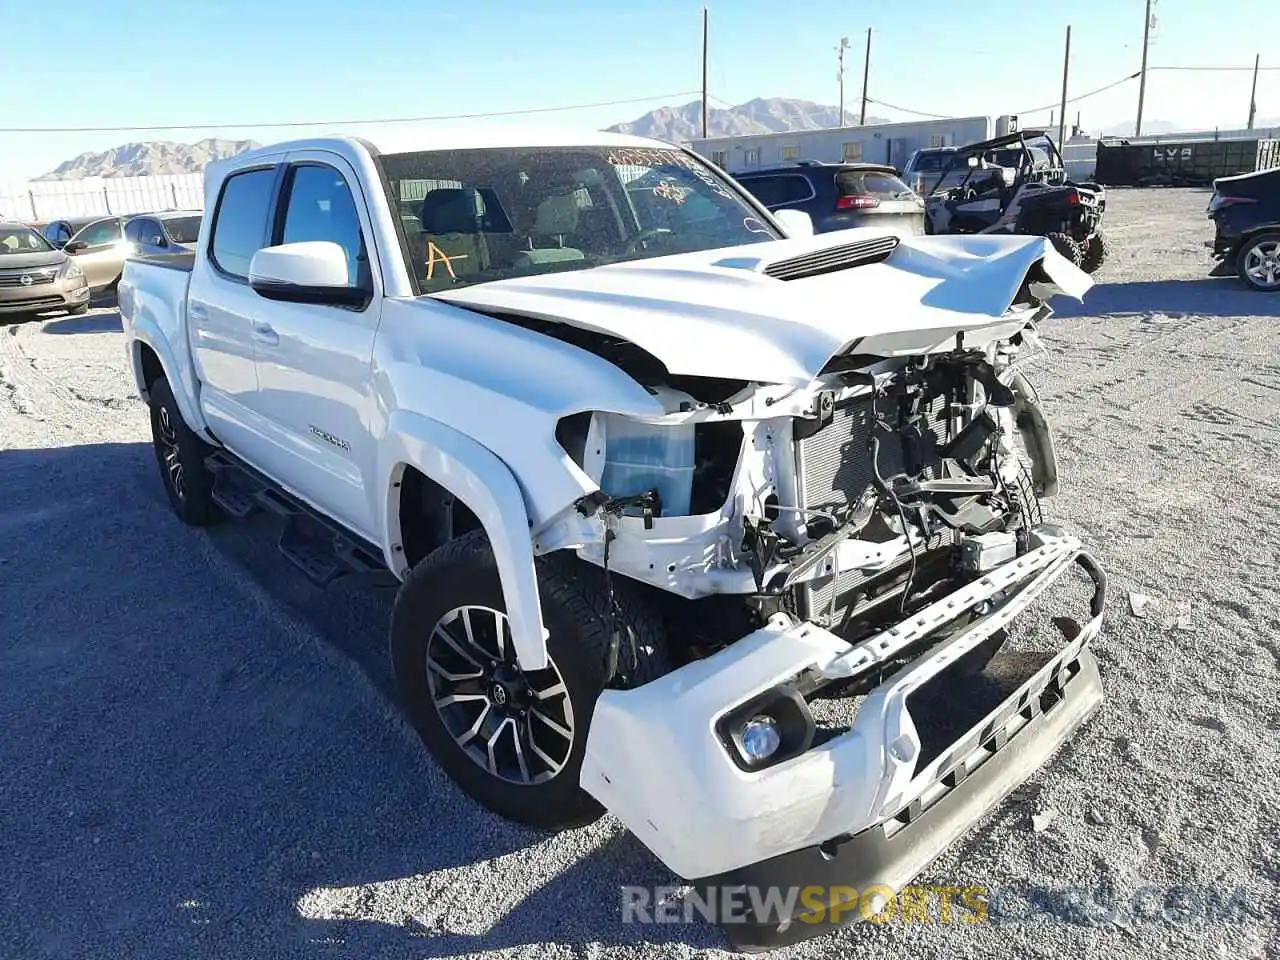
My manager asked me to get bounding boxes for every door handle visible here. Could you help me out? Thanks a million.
[252,322,279,346]
[188,302,208,322]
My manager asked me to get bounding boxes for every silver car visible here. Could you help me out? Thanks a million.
[62,210,203,291]
[61,216,131,291]
[125,210,203,257]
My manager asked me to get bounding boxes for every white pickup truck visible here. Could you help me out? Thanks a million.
[119,127,1106,949]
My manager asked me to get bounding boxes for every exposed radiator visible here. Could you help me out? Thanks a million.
[794,393,953,625]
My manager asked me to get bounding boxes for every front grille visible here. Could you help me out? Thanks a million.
[0,271,57,288]
[794,393,952,624]
[2,295,64,308]
[764,235,899,281]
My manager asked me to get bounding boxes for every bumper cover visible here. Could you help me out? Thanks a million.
[704,647,1102,950]
[581,528,1105,945]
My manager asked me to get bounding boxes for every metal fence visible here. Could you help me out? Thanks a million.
[0,173,205,222]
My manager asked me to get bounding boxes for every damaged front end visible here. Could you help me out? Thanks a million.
[514,234,1106,949]
[581,525,1105,949]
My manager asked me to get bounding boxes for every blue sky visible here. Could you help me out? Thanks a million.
[3,0,1276,182]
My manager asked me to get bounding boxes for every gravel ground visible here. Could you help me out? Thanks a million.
[1,188,1277,960]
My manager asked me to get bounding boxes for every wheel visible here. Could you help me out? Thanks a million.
[148,377,221,526]
[1079,233,1108,274]
[390,530,670,830]
[1045,232,1083,268]
[1236,232,1280,292]
[67,303,89,316]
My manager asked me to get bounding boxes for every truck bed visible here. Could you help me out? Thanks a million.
[127,251,196,272]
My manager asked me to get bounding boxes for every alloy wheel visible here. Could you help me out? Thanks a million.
[1243,240,1280,289]
[156,405,185,500]
[425,605,576,785]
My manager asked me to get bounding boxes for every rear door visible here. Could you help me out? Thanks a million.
[246,152,383,539]
[186,162,281,463]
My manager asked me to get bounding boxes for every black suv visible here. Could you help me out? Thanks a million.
[734,161,926,236]
[1207,167,1280,292]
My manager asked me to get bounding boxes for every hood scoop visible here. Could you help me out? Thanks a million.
[763,234,900,281]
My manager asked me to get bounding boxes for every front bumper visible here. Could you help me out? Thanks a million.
[0,276,90,314]
[581,527,1105,948]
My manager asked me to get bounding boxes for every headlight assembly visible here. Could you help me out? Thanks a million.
[62,259,85,281]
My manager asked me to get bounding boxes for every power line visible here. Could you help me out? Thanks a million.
[0,91,703,135]
[864,97,955,120]
[1150,64,1280,72]
[1011,72,1140,116]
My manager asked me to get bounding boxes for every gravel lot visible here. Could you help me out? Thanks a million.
[1,188,1277,960]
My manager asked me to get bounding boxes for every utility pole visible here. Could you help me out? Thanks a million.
[1248,53,1260,130]
[859,27,872,125]
[1136,0,1154,136]
[836,36,850,125]
[1058,25,1071,150]
[700,7,709,139]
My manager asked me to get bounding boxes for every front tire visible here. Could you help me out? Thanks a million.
[390,530,670,831]
[66,303,89,316]
[148,377,220,526]
[1236,233,1280,292]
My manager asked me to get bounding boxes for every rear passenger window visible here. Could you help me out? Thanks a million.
[740,175,811,207]
[279,165,365,286]
[210,168,276,279]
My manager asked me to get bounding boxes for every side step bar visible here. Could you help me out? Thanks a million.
[205,451,398,589]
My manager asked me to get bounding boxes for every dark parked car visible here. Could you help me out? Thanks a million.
[734,161,926,237]
[0,222,91,320]
[1208,167,1280,292]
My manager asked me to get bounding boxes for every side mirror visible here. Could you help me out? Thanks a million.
[772,209,814,239]
[248,241,367,308]
[64,240,88,254]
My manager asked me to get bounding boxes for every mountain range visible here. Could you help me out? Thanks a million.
[37,138,261,180]
[34,99,1280,179]
[35,99,884,179]
[605,96,889,142]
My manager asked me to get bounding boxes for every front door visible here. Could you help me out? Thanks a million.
[66,218,127,288]
[247,154,382,540]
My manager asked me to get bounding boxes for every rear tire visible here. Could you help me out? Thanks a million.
[148,377,221,526]
[1079,233,1108,274]
[390,530,670,831]
[1046,232,1083,268]
[1236,232,1280,292]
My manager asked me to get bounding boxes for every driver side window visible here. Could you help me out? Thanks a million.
[279,164,366,287]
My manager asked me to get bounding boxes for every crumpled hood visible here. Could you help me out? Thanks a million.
[435,230,1092,386]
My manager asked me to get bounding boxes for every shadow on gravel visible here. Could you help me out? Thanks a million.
[41,309,122,335]
[0,441,705,958]
[1053,277,1280,319]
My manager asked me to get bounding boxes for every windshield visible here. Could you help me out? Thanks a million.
[376,145,780,294]
[0,225,54,255]
[162,216,202,244]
